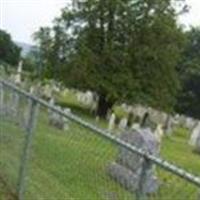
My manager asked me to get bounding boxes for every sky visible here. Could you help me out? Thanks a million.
[0,0,200,45]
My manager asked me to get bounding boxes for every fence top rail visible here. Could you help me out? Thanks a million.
[1,79,200,188]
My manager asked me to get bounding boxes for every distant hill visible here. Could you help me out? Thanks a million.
[15,41,36,57]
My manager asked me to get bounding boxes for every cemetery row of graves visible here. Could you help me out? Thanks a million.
[5,63,200,154]
[0,65,200,199]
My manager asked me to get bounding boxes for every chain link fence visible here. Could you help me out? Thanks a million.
[0,80,200,200]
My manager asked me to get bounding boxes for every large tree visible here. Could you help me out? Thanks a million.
[0,29,21,66]
[34,0,186,117]
[175,28,200,119]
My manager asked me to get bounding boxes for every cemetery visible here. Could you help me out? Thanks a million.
[0,67,200,199]
[1,0,200,199]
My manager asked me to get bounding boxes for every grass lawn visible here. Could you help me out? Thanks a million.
[0,105,200,199]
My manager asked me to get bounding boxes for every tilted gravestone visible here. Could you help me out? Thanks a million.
[108,128,160,194]
[189,122,200,153]
[49,105,71,131]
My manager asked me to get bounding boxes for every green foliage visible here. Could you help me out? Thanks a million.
[34,0,187,113]
[0,29,21,66]
[22,53,37,73]
[176,28,200,118]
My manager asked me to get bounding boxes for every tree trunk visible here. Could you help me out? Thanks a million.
[96,95,113,119]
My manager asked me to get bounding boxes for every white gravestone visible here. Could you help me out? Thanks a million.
[189,122,200,153]
[185,117,197,131]
[118,118,128,130]
[108,113,116,131]
[15,61,23,84]
[154,124,164,150]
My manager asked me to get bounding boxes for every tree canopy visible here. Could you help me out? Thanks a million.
[34,0,187,117]
[0,29,21,66]
[176,27,200,118]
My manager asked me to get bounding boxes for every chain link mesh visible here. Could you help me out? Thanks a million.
[0,81,200,200]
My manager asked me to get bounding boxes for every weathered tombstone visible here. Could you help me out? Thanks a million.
[172,114,180,127]
[52,83,60,94]
[154,124,164,150]
[148,108,168,127]
[49,105,70,131]
[163,115,173,135]
[185,117,197,131]
[108,128,159,194]
[189,122,200,153]
[42,84,52,99]
[108,113,116,131]
[15,60,23,85]
[179,115,187,127]
[133,105,147,120]
[49,106,63,130]
[118,117,128,130]
[85,91,93,106]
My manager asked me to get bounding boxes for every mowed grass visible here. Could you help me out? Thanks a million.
[161,128,200,177]
[0,108,200,199]
[0,113,133,200]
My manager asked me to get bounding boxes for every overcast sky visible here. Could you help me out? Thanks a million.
[0,0,200,45]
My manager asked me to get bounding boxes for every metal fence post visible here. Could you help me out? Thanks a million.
[17,99,39,200]
[136,157,151,200]
[0,82,4,112]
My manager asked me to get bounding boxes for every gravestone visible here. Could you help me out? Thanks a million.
[189,122,200,153]
[49,105,70,131]
[163,115,173,135]
[108,128,159,194]
[149,108,168,126]
[132,105,147,120]
[118,118,128,130]
[185,117,197,131]
[49,106,63,130]
[14,61,23,85]
[108,113,116,131]
[42,84,52,99]
[154,124,164,150]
